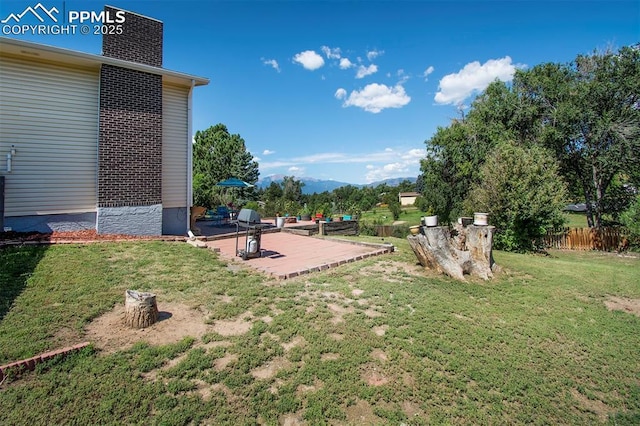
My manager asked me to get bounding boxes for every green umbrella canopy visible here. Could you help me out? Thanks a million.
[215,177,254,188]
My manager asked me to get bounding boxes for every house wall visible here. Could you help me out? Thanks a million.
[162,84,188,208]
[400,196,417,206]
[162,83,190,235]
[0,7,202,236]
[0,55,99,231]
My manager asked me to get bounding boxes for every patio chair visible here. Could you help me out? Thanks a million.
[216,206,230,225]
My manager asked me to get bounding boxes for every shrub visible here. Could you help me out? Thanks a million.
[620,194,640,250]
[465,141,567,252]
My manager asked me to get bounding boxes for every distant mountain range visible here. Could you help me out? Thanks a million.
[257,175,417,194]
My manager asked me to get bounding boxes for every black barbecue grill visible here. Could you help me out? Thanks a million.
[234,208,268,260]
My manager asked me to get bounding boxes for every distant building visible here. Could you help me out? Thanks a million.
[0,6,209,235]
[399,192,421,206]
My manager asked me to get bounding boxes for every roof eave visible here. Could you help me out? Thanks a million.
[0,36,209,87]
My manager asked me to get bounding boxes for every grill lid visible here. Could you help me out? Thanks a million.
[237,208,262,224]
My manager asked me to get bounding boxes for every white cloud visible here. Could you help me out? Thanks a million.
[334,88,347,99]
[321,46,341,59]
[263,149,275,155]
[365,162,409,183]
[367,49,384,61]
[356,64,378,79]
[397,69,409,84]
[293,50,325,70]
[401,148,426,161]
[423,65,434,81]
[262,58,281,72]
[335,83,411,113]
[365,148,426,183]
[261,149,420,169]
[434,56,520,105]
[260,147,426,184]
[339,58,353,69]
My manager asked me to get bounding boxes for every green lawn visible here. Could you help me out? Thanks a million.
[1,240,638,425]
[563,212,589,228]
[360,206,424,226]
[360,208,590,229]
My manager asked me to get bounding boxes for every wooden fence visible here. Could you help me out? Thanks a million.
[375,225,394,237]
[543,227,624,251]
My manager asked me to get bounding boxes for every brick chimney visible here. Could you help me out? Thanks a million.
[97,6,164,235]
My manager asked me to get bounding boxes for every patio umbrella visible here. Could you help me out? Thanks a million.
[215,178,254,216]
[215,177,254,188]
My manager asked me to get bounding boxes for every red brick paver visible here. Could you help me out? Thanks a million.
[204,231,393,279]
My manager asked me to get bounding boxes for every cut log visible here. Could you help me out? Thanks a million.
[124,290,158,328]
[407,225,496,281]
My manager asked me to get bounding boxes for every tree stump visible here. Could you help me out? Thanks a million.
[124,290,158,328]
[407,225,496,281]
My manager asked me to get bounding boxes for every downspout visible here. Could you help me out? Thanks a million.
[187,79,195,237]
[96,70,102,233]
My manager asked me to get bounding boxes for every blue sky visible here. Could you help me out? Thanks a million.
[2,0,638,184]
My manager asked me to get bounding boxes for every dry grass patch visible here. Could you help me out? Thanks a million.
[210,311,254,336]
[251,356,293,379]
[85,301,210,353]
[604,296,640,317]
[361,363,391,386]
[344,399,381,424]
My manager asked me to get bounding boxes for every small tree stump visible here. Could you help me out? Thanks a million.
[407,225,496,281]
[124,290,158,329]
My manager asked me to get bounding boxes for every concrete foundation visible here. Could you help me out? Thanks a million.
[97,204,162,236]
[3,212,96,233]
[162,207,188,236]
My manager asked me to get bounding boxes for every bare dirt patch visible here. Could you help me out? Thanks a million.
[402,400,426,420]
[371,348,388,362]
[211,311,254,336]
[321,353,340,361]
[344,399,382,424]
[571,388,613,421]
[84,303,256,354]
[280,412,307,426]
[214,353,238,371]
[282,336,306,352]
[372,325,388,336]
[219,295,234,303]
[84,302,210,353]
[327,303,355,324]
[251,357,292,379]
[361,363,390,386]
[364,307,383,318]
[604,297,640,317]
[296,379,323,396]
[359,260,424,282]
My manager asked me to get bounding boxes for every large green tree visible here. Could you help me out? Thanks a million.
[192,124,259,208]
[421,45,640,230]
[419,82,514,222]
[515,46,640,226]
